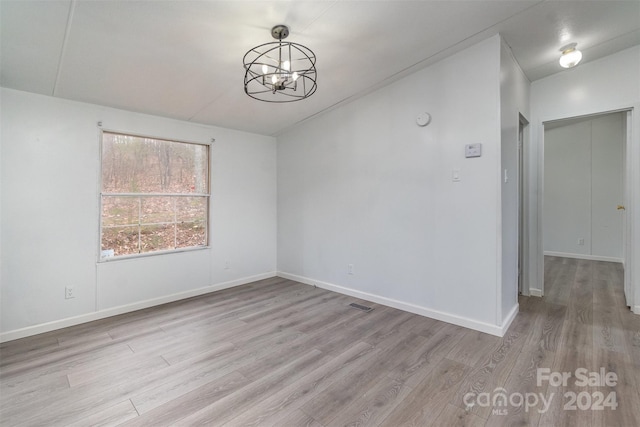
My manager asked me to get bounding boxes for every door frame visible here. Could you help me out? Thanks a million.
[535,106,637,310]
[623,109,635,309]
[518,114,529,296]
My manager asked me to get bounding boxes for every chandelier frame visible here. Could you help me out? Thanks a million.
[243,25,317,103]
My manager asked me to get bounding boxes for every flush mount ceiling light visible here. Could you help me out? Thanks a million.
[243,25,317,103]
[559,43,583,68]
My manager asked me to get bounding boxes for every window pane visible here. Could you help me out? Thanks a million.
[176,197,207,222]
[102,132,208,194]
[141,197,174,225]
[102,197,139,227]
[176,221,206,248]
[176,198,207,248]
[102,225,140,256]
[140,224,175,253]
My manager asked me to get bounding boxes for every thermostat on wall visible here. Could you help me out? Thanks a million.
[465,143,482,158]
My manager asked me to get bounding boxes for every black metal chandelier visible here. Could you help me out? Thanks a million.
[243,25,317,103]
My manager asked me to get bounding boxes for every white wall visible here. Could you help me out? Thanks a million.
[544,113,624,261]
[0,88,277,339]
[529,45,640,312]
[500,40,530,323]
[277,36,508,335]
[544,120,591,256]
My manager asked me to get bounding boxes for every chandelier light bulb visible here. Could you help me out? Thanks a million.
[261,64,268,74]
[283,60,290,71]
[271,74,278,84]
[559,44,583,68]
[292,71,299,81]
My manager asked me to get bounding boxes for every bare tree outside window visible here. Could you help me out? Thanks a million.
[100,132,209,259]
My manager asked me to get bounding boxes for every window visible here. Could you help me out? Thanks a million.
[100,131,209,260]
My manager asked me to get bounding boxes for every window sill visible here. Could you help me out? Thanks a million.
[97,246,211,263]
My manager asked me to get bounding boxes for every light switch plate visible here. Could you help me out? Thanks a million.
[465,143,482,158]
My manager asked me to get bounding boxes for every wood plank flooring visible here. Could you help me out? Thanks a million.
[1,256,639,426]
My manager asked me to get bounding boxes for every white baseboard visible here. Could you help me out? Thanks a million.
[501,304,519,331]
[544,251,623,263]
[0,272,277,343]
[634,305,640,315]
[277,271,510,337]
[529,288,543,297]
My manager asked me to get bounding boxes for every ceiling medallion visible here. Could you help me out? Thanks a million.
[243,25,317,102]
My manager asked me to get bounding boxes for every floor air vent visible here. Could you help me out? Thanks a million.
[349,303,373,312]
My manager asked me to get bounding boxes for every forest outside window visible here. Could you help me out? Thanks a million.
[100,131,210,260]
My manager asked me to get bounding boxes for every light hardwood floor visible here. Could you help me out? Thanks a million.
[1,257,639,426]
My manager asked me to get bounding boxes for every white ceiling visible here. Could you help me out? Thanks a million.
[2,1,639,136]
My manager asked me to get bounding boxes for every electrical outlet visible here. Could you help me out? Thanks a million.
[578,238,585,246]
[348,264,354,275]
[65,286,75,299]
[224,260,230,270]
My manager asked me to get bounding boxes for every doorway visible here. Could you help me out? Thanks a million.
[542,111,628,299]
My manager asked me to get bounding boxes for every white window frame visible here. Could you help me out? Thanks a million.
[98,129,211,262]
